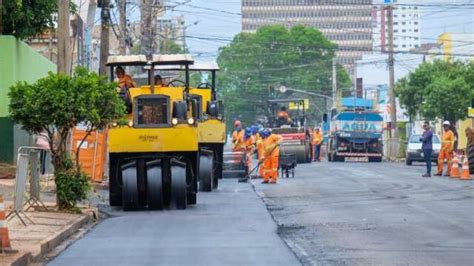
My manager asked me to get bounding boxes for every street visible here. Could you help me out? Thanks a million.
[48,180,300,266]
[254,161,474,265]
[48,161,474,266]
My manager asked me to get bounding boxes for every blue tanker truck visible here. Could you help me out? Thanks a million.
[325,98,384,162]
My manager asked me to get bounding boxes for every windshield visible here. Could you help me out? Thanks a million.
[409,134,440,143]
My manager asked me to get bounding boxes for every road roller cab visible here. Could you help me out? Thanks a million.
[106,54,201,211]
[266,99,313,163]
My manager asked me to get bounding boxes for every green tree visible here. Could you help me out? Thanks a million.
[216,25,352,128]
[396,60,474,124]
[9,67,126,210]
[1,0,75,39]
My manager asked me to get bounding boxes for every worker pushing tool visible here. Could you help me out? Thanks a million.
[261,129,283,184]
[231,120,245,152]
[256,127,265,178]
[243,127,256,173]
[436,121,455,176]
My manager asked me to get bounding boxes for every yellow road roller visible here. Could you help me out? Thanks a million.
[153,63,226,192]
[188,63,225,192]
[106,54,201,210]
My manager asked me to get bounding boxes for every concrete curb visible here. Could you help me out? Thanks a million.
[8,210,96,266]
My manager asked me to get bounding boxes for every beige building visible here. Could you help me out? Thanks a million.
[241,0,373,74]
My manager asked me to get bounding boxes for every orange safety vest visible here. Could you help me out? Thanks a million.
[277,111,289,119]
[243,135,255,151]
[262,134,283,158]
[118,74,137,89]
[231,130,245,151]
[312,131,323,145]
[441,130,454,152]
[256,134,264,159]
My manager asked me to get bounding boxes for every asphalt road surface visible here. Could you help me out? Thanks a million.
[48,180,300,266]
[253,161,474,266]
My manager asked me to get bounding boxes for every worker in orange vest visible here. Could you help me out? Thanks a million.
[261,129,283,184]
[243,127,256,172]
[256,127,265,178]
[276,106,292,127]
[435,121,455,176]
[231,120,245,152]
[312,127,323,162]
[115,66,136,89]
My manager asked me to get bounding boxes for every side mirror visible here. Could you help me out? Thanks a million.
[217,100,224,120]
[173,101,187,120]
[191,99,199,120]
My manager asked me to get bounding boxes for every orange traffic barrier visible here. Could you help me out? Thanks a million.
[450,155,460,178]
[460,156,472,180]
[0,195,16,254]
[72,128,108,182]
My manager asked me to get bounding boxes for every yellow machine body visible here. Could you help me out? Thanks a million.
[109,85,198,153]
[189,88,226,144]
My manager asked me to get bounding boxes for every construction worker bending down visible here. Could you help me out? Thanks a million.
[312,127,323,162]
[261,129,283,184]
[435,121,455,176]
[115,66,136,89]
[243,127,256,173]
[231,120,245,152]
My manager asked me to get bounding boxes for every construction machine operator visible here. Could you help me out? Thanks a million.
[115,66,136,89]
[276,106,292,127]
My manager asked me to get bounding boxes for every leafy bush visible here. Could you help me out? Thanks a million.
[55,158,91,211]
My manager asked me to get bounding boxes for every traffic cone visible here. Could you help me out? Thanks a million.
[460,156,472,180]
[450,155,460,178]
[0,195,16,253]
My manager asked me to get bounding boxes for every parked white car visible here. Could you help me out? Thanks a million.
[406,134,441,165]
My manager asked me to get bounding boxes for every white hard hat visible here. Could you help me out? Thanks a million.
[442,121,450,126]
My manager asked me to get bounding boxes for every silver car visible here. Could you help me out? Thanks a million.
[405,134,441,165]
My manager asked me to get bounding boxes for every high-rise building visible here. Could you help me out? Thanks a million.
[156,16,186,49]
[371,0,421,52]
[241,0,374,74]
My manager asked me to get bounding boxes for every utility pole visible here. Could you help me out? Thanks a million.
[118,0,127,54]
[387,5,398,158]
[332,58,337,110]
[57,0,71,74]
[99,0,110,76]
[140,0,154,56]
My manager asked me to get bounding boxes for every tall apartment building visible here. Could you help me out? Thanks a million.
[156,16,186,49]
[372,0,421,52]
[241,0,374,74]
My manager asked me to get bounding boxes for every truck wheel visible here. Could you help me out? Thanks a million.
[468,144,474,174]
[406,159,412,166]
[370,157,382,163]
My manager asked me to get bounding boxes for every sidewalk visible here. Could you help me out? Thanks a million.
[0,179,96,266]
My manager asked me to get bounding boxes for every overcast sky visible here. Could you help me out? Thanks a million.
[164,0,473,63]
